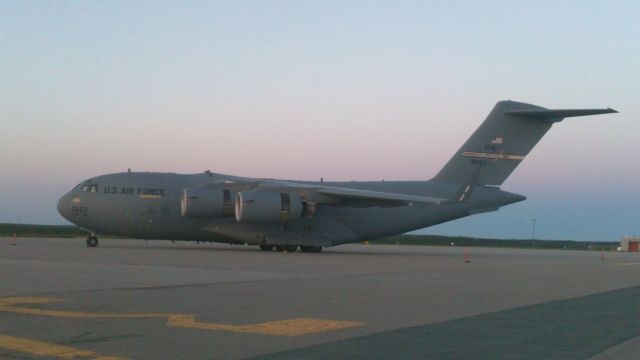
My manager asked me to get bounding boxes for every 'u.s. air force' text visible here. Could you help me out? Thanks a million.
[104,186,165,197]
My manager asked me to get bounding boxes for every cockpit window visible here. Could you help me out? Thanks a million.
[73,179,93,191]
[78,184,98,192]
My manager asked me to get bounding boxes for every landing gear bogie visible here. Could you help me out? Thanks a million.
[259,245,274,251]
[300,245,322,253]
[274,245,298,253]
[260,244,322,253]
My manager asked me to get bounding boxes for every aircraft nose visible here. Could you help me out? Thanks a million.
[57,192,71,220]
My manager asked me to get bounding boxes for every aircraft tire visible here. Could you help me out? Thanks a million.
[283,245,298,253]
[259,245,274,251]
[300,245,322,253]
[275,245,297,253]
[86,236,98,247]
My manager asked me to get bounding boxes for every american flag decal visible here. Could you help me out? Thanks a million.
[491,137,503,144]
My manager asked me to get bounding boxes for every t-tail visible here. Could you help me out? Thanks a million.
[433,100,617,187]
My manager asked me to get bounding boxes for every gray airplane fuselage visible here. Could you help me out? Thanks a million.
[56,101,616,250]
[57,172,524,246]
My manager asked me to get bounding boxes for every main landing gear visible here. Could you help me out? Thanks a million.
[278,245,299,253]
[300,245,322,253]
[86,235,98,247]
[260,245,323,253]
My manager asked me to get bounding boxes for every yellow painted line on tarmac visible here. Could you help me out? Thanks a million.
[166,314,359,336]
[0,297,361,337]
[0,334,127,360]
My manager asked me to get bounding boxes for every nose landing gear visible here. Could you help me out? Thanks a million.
[86,235,98,247]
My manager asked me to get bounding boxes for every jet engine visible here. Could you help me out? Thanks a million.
[235,190,303,223]
[180,187,233,218]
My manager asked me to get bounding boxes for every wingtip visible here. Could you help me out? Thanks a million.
[606,107,619,114]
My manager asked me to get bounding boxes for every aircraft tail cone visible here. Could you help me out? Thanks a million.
[464,248,471,263]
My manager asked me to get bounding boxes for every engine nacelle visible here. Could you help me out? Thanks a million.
[235,190,303,223]
[180,187,233,219]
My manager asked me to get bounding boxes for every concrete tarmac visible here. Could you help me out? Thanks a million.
[1,237,639,359]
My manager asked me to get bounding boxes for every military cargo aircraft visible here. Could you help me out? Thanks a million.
[57,100,617,252]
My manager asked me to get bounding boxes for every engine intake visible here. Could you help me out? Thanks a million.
[181,187,233,218]
[235,190,302,223]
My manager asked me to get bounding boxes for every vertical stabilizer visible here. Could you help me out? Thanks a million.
[432,100,617,186]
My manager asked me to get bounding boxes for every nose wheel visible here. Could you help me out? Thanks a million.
[86,235,99,247]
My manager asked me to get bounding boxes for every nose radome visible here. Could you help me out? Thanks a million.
[57,193,70,220]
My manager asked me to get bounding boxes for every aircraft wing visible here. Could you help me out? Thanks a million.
[204,180,445,205]
[313,187,444,204]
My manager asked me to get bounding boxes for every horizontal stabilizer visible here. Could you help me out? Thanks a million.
[504,108,617,122]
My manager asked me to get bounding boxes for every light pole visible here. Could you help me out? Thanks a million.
[532,218,537,248]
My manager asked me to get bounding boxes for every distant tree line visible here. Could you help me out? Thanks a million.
[0,223,88,238]
[369,234,618,251]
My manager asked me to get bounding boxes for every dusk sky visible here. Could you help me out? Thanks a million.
[1,1,638,241]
